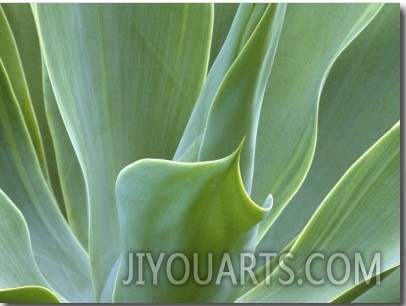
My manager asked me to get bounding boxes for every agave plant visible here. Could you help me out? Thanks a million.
[0,3,400,303]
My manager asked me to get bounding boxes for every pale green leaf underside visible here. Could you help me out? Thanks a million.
[114,145,270,303]
[239,122,400,303]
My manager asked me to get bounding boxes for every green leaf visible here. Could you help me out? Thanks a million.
[331,265,400,303]
[175,4,271,163]
[0,5,47,177]
[43,64,89,249]
[2,3,67,216]
[247,236,297,292]
[113,143,271,303]
[199,4,286,194]
[0,58,92,302]
[238,122,400,303]
[349,266,400,303]
[0,286,60,303]
[209,4,239,68]
[0,189,60,303]
[252,4,384,240]
[175,4,286,195]
[257,3,400,254]
[34,4,213,301]
[1,5,43,117]
[0,190,49,289]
